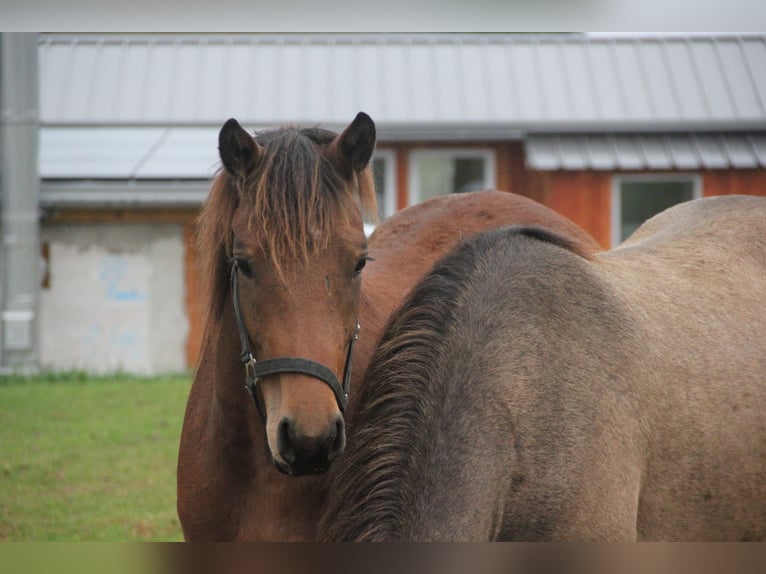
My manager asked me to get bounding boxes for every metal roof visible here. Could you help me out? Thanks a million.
[36,33,766,181]
[526,132,766,170]
[40,127,220,179]
[40,33,766,132]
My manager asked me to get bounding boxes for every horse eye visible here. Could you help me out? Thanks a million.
[353,256,368,277]
[235,258,254,278]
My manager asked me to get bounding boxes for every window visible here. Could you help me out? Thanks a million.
[408,150,496,206]
[612,175,701,246]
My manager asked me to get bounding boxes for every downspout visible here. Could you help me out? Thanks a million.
[1,33,39,372]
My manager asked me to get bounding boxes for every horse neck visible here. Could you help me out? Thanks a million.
[344,278,399,419]
[198,299,334,540]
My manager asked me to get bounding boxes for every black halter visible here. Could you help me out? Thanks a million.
[230,262,359,421]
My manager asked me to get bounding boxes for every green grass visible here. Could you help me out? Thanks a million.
[0,371,192,541]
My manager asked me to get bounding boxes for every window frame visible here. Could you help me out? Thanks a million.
[407,148,496,207]
[611,173,702,247]
[371,149,397,220]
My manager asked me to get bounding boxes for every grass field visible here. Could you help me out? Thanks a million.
[0,372,191,541]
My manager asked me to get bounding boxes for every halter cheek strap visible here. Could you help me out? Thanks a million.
[230,262,359,421]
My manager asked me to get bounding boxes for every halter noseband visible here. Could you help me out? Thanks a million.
[230,262,359,421]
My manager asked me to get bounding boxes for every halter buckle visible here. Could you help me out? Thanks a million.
[243,353,258,387]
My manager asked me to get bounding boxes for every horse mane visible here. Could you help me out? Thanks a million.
[195,125,377,345]
[319,225,590,541]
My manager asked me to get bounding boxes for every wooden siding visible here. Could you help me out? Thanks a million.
[703,170,766,197]
[535,171,613,249]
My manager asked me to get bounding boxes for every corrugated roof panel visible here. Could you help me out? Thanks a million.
[221,42,258,122]
[667,135,701,169]
[39,39,70,121]
[356,43,385,121]
[408,44,437,121]
[38,34,766,132]
[432,43,461,121]
[139,42,178,123]
[251,43,280,121]
[86,43,125,121]
[512,42,545,121]
[304,40,331,121]
[325,43,350,120]
[135,128,219,178]
[633,40,677,121]
[380,43,410,122]
[559,43,597,121]
[722,134,759,168]
[614,136,646,170]
[635,135,673,170]
[613,42,653,121]
[198,43,233,122]
[168,42,202,121]
[536,41,570,121]
[751,134,766,165]
[741,37,766,116]
[40,128,165,178]
[460,42,492,121]
[558,136,588,169]
[584,135,617,170]
[111,42,151,123]
[62,42,100,121]
[716,39,761,118]
[485,43,514,120]
[662,40,708,120]
[587,41,625,121]
[525,136,560,170]
[276,43,307,120]
[695,134,731,169]
[525,133,766,171]
[690,39,735,120]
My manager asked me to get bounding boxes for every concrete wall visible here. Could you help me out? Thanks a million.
[39,222,188,374]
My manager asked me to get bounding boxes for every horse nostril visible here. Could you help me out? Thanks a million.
[328,415,346,461]
[277,417,297,464]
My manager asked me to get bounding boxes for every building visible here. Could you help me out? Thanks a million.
[10,32,766,372]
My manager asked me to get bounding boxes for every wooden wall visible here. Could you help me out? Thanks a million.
[530,171,613,249]
[703,170,766,197]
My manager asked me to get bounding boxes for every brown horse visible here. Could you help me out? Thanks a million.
[320,195,766,542]
[176,112,601,540]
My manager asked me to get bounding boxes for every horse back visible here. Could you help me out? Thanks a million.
[602,195,766,540]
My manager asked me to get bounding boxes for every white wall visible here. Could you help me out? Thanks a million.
[39,223,188,374]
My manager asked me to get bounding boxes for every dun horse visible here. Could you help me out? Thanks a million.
[320,195,766,542]
[176,112,600,540]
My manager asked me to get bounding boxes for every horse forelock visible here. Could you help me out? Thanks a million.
[240,126,375,279]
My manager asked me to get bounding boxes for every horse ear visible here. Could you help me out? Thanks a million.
[328,112,376,178]
[219,118,261,177]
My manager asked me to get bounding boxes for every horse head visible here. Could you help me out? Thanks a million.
[215,112,376,476]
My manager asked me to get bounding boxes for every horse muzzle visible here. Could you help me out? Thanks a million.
[271,412,346,476]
